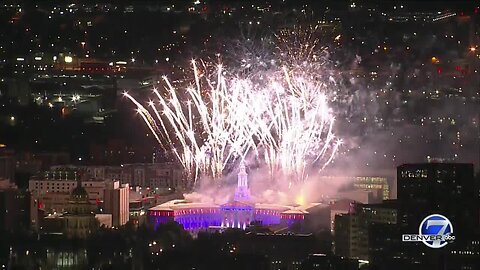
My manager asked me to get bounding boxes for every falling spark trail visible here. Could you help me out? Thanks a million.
[124,60,341,184]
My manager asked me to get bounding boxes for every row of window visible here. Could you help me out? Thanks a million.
[33,182,101,187]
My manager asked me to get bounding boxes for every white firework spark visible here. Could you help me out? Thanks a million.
[124,59,341,185]
[262,68,342,183]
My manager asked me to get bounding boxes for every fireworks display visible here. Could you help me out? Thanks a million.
[124,27,343,185]
[124,63,341,184]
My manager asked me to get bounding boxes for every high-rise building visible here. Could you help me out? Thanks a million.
[334,201,397,260]
[372,163,480,270]
[320,175,391,202]
[333,214,356,258]
[397,163,478,236]
[329,199,355,233]
[336,189,380,204]
[353,176,390,200]
[104,181,129,227]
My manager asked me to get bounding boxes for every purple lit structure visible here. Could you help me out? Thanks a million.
[148,163,316,235]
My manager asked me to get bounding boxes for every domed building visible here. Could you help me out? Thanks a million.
[64,183,97,239]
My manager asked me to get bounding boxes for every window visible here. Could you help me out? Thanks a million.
[401,169,428,178]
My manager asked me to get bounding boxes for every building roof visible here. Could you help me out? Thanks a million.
[329,199,357,211]
[221,200,254,208]
[255,203,291,211]
[295,203,323,212]
[148,199,219,211]
[172,202,219,210]
[70,185,89,203]
[72,185,88,196]
[148,199,325,214]
[281,209,308,214]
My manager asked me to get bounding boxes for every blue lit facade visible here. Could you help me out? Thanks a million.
[174,207,221,232]
[148,164,309,234]
[220,201,254,229]
[148,203,305,233]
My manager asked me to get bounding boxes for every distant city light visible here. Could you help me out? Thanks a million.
[131,58,136,63]
[34,56,42,61]
[64,56,73,63]
[16,57,24,62]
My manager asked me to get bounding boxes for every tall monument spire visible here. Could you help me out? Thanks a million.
[237,161,248,187]
[234,161,251,201]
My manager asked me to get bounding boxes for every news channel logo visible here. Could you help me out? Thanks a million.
[402,214,455,248]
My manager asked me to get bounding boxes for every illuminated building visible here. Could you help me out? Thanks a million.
[44,249,88,269]
[336,189,379,204]
[397,163,478,236]
[64,183,97,239]
[79,163,185,189]
[329,199,356,233]
[221,162,254,229]
[95,213,112,228]
[319,175,391,202]
[448,238,480,269]
[367,163,479,269]
[104,181,129,227]
[28,169,107,229]
[352,177,390,200]
[334,201,397,261]
[148,165,318,236]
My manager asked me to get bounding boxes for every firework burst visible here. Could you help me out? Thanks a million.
[124,58,341,185]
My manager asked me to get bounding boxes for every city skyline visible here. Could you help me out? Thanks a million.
[0,1,479,270]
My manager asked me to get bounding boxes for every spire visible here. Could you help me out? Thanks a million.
[234,160,251,201]
[237,160,248,188]
[76,170,83,189]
